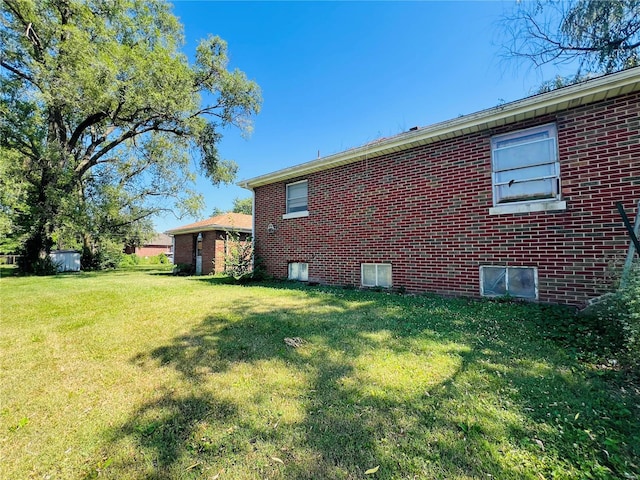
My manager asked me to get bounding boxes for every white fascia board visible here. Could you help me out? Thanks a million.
[166,226,252,236]
[238,68,640,190]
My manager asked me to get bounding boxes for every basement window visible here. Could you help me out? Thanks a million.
[361,263,392,288]
[480,266,538,299]
[288,262,308,281]
[489,124,566,215]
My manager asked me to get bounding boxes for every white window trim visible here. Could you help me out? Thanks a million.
[283,210,309,220]
[285,180,308,217]
[361,263,392,288]
[490,123,561,210]
[489,200,566,215]
[480,266,539,300]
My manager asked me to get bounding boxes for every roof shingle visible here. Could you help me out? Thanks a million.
[166,213,252,235]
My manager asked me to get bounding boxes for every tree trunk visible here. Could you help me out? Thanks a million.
[19,222,54,273]
[18,166,58,273]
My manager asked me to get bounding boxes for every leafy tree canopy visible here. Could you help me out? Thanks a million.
[0,0,261,270]
[232,196,252,215]
[501,0,640,85]
[210,196,252,217]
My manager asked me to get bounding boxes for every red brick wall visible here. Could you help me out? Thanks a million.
[214,237,226,273]
[173,234,195,268]
[135,245,172,257]
[254,91,640,305]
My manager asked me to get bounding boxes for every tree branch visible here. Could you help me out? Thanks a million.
[68,112,109,151]
[4,0,46,63]
[107,210,157,230]
[0,60,36,85]
[118,161,152,187]
[503,0,640,74]
[74,121,187,178]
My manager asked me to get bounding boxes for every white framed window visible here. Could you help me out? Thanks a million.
[491,124,560,206]
[284,180,308,218]
[361,263,392,288]
[480,266,538,299]
[288,262,308,281]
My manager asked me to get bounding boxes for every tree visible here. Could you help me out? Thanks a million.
[0,0,261,272]
[210,196,252,217]
[232,196,252,215]
[501,0,640,82]
[210,206,224,217]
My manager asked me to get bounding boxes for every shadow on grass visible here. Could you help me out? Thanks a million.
[104,288,639,479]
[0,265,18,277]
[88,391,238,480]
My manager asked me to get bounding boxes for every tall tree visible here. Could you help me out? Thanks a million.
[502,0,640,82]
[0,0,261,272]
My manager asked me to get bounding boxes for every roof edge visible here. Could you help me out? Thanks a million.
[238,67,640,189]
[166,225,252,236]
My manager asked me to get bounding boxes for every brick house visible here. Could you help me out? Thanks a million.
[125,233,173,259]
[167,213,252,275]
[239,68,640,306]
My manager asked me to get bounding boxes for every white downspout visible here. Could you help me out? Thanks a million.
[251,188,256,271]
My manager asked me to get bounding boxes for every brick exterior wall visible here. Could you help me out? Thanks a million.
[173,233,196,269]
[173,230,252,275]
[134,245,172,257]
[253,91,640,306]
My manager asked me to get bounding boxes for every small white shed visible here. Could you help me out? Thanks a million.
[50,250,81,272]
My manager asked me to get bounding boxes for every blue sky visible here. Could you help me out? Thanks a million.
[157,1,572,232]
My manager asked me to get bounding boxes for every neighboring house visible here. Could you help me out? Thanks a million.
[167,213,252,275]
[125,233,173,259]
[239,68,640,306]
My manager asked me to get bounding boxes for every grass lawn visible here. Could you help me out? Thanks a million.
[1,268,638,479]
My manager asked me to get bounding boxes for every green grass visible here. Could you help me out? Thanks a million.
[1,269,638,479]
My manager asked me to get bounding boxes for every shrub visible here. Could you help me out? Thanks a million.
[29,255,60,276]
[99,241,124,269]
[581,265,640,372]
[223,231,254,281]
[119,253,170,267]
[543,304,625,358]
[619,268,640,358]
[81,240,123,271]
[119,254,140,267]
[245,255,268,281]
[16,246,59,275]
[172,263,193,276]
